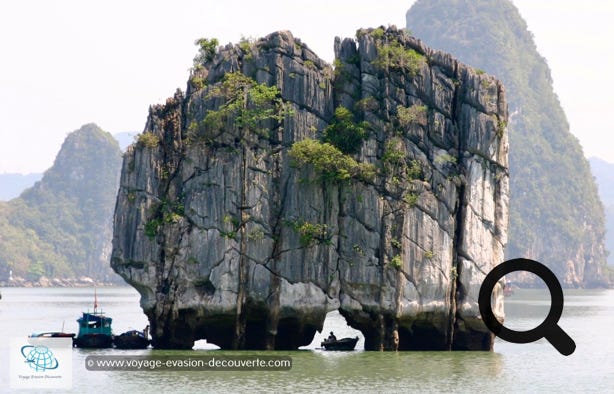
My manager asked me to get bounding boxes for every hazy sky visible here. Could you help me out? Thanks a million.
[1,0,613,173]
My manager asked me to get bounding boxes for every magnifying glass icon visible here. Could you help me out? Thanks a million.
[478,258,576,356]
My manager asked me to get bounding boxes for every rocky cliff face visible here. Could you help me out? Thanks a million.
[112,27,509,350]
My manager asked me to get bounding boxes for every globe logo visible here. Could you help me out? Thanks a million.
[20,345,59,372]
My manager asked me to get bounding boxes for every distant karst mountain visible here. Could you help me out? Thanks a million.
[407,0,607,287]
[0,123,123,283]
[589,157,614,265]
[0,131,135,202]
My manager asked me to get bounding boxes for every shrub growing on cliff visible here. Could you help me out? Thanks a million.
[381,138,424,189]
[324,107,369,154]
[390,254,403,269]
[374,40,425,76]
[382,139,406,167]
[289,138,375,183]
[136,132,160,148]
[304,60,316,70]
[333,58,352,85]
[371,27,385,39]
[144,199,185,239]
[286,218,332,247]
[355,97,379,113]
[200,72,287,139]
[239,36,256,60]
[397,104,427,128]
[403,192,418,207]
[496,117,507,138]
[434,153,457,167]
[193,37,219,66]
[144,218,161,239]
[189,75,206,91]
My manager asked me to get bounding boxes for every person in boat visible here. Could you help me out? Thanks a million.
[327,331,337,342]
[143,325,150,339]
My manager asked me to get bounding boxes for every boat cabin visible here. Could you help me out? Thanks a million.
[77,312,112,337]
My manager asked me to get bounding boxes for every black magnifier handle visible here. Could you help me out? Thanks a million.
[545,325,576,356]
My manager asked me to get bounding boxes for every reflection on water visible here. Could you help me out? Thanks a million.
[1,287,614,392]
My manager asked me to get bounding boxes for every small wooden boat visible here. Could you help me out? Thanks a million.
[321,336,359,351]
[30,321,75,340]
[30,332,76,339]
[114,330,150,349]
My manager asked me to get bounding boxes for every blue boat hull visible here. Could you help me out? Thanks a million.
[74,333,113,348]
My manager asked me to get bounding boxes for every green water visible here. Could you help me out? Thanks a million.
[1,287,613,392]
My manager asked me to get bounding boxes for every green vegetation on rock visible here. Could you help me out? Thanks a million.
[397,104,427,128]
[289,139,376,183]
[137,132,160,148]
[373,38,425,76]
[144,199,185,239]
[193,37,219,66]
[291,104,374,185]
[285,218,332,247]
[191,72,288,141]
[390,254,403,269]
[323,106,369,154]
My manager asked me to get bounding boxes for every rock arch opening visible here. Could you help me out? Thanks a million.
[302,310,365,350]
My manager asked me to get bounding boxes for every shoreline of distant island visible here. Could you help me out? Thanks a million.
[0,276,125,288]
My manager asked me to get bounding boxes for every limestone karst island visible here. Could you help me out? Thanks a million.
[111,26,509,351]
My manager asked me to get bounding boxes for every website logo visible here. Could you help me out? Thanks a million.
[21,344,60,372]
[10,337,72,390]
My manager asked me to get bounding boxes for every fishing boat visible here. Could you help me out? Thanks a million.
[73,311,113,348]
[113,329,150,349]
[73,289,113,348]
[320,336,359,351]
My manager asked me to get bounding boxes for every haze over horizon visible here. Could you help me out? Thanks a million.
[1,0,613,173]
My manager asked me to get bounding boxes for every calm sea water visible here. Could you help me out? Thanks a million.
[1,286,613,393]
